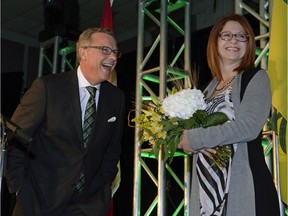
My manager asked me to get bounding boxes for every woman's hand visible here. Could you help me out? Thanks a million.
[178,130,217,156]
[199,148,217,157]
[178,130,196,155]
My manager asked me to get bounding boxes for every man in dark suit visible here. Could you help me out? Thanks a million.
[4,27,125,216]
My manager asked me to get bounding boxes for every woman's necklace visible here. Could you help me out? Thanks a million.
[214,76,236,92]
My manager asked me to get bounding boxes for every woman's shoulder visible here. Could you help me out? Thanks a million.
[241,67,268,77]
[240,68,269,85]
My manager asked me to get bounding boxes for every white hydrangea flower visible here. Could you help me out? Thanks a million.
[162,88,207,120]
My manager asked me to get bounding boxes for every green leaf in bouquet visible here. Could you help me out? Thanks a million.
[163,145,169,162]
[161,120,178,132]
[193,110,208,124]
[153,139,167,158]
[151,141,170,162]
[156,138,166,146]
[202,112,229,128]
[165,128,177,142]
[182,117,197,129]
[168,133,182,163]
[151,142,160,159]
[168,117,183,123]
[168,127,183,142]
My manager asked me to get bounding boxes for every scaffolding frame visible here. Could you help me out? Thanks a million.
[133,1,192,215]
[134,0,284,215]
[38,35,77,77]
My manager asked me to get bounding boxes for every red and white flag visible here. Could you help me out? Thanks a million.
[101,0,114,31]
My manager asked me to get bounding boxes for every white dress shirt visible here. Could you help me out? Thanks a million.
[77,67,100,127]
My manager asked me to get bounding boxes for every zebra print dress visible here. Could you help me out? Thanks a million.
[196,85,238,216]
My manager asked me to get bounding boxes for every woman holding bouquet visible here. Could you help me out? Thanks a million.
[178,14,280,216]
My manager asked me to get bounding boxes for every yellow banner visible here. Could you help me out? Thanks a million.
[268,0,287,119]
[267,0,288,205]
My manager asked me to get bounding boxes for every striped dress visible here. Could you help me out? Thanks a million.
[196,85,237,216]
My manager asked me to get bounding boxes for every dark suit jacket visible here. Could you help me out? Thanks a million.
[4,69,125,216]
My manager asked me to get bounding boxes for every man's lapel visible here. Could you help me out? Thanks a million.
[91,81,112,135]
[66,69,83,144]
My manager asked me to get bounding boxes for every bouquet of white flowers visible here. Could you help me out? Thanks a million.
[162,88,207,119]
[130,87,231,168]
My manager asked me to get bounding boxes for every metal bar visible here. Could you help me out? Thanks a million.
[38,46,45,77]
[141,35,161,70]
[52,36,60,74]
[184,0,192,89]
[170,44,185,67]
[133,1,145,215]
[172,200,184,216]
[166,164,184,189]
[144,197,158,216]
[139,158,158,186]
[167,16,184,35]
[43,54,53,68]
[239,1,270,27]
[141,79,159,100]
[259,0,269,69]
[255,32,269,41]
[254,42,269,67]
[158,1,168,214]
[144,7,161,27]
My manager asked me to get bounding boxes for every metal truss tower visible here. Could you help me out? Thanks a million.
[38,35,77,77]
[133,0,192,215]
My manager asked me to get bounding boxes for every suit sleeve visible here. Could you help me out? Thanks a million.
[4,78,46,193]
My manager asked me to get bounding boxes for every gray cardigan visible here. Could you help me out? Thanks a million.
[188,69,271,216]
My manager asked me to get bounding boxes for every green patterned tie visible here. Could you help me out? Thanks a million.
[76,86,97,192]
[83,86,97,148]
